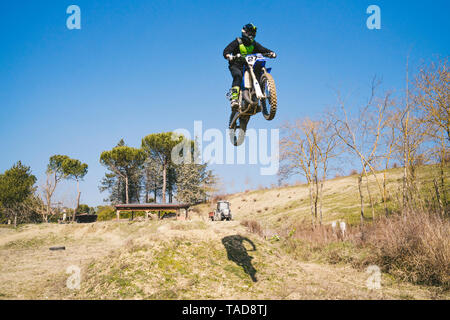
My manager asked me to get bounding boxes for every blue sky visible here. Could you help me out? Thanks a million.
[1,0,449,206]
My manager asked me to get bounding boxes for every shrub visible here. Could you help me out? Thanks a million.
[190,207,200,214]
[364,211,450,289]
[211,194,226,203]
[281,221,359,244]
[279,211,450,289]
[76,204,91,214]
[241,220,263,237]
[97,206,116,221]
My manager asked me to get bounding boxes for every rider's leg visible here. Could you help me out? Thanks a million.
[228,64,243,109]
[228,64,243,128]
[230,86,240,105]
[228,87,239,128]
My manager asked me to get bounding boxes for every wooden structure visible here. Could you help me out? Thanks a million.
[114,203,190,221]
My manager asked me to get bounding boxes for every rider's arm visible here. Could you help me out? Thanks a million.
[223,39,239,59]
[253,41,273,55]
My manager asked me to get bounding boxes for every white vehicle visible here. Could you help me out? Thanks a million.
[209,201,232,221]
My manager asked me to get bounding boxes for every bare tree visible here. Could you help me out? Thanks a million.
[379,109,398,216]
[40,172,59,222]
[330,78,392,222]
[280,117,339,226]
[317,117,340,224]
[393,59,432,214]
[414,57,450,142]
[413,57,449,214]
[41,156,69,222]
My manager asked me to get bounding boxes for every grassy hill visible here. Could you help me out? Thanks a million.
[0,166,448,300]
[198,164,448,228]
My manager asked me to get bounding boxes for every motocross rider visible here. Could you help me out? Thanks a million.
[223,23,276,126]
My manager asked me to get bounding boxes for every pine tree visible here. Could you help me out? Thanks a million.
[99,139,145,204]
[175,148,216,205]
[0,161,37,226]
[143,156,163,203]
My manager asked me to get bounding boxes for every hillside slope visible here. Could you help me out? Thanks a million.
[196,165,449,228]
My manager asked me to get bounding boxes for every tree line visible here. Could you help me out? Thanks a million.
[0,131,216,226]
[0,156,88,227]
[279,57,449,226]
[99,132,216,205]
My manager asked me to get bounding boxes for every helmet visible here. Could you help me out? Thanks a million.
[241,23,257,44]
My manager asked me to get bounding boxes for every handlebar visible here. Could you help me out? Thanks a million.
[228,52,276,62]
[262,52,276,58]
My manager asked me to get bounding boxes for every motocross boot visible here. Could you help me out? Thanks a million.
[230,86,240,109]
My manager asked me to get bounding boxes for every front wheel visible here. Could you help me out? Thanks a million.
[260,73,277,120]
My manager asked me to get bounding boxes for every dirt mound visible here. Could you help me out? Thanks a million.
[0,218,444,299]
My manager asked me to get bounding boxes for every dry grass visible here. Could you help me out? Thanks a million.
[273,211,450,290]
[364,211,450,289]
[240,220,264,237]
[210,194,227,203]
[280,221,361,244]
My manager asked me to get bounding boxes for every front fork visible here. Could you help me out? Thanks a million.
[245,67,267,100]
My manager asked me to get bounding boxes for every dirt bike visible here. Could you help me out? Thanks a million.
[227,53,278,146]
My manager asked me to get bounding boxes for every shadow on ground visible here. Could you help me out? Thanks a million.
[221,235,257,282]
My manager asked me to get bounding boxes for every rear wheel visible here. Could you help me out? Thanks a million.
[229,116,249,146]
[260,73,277,120]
